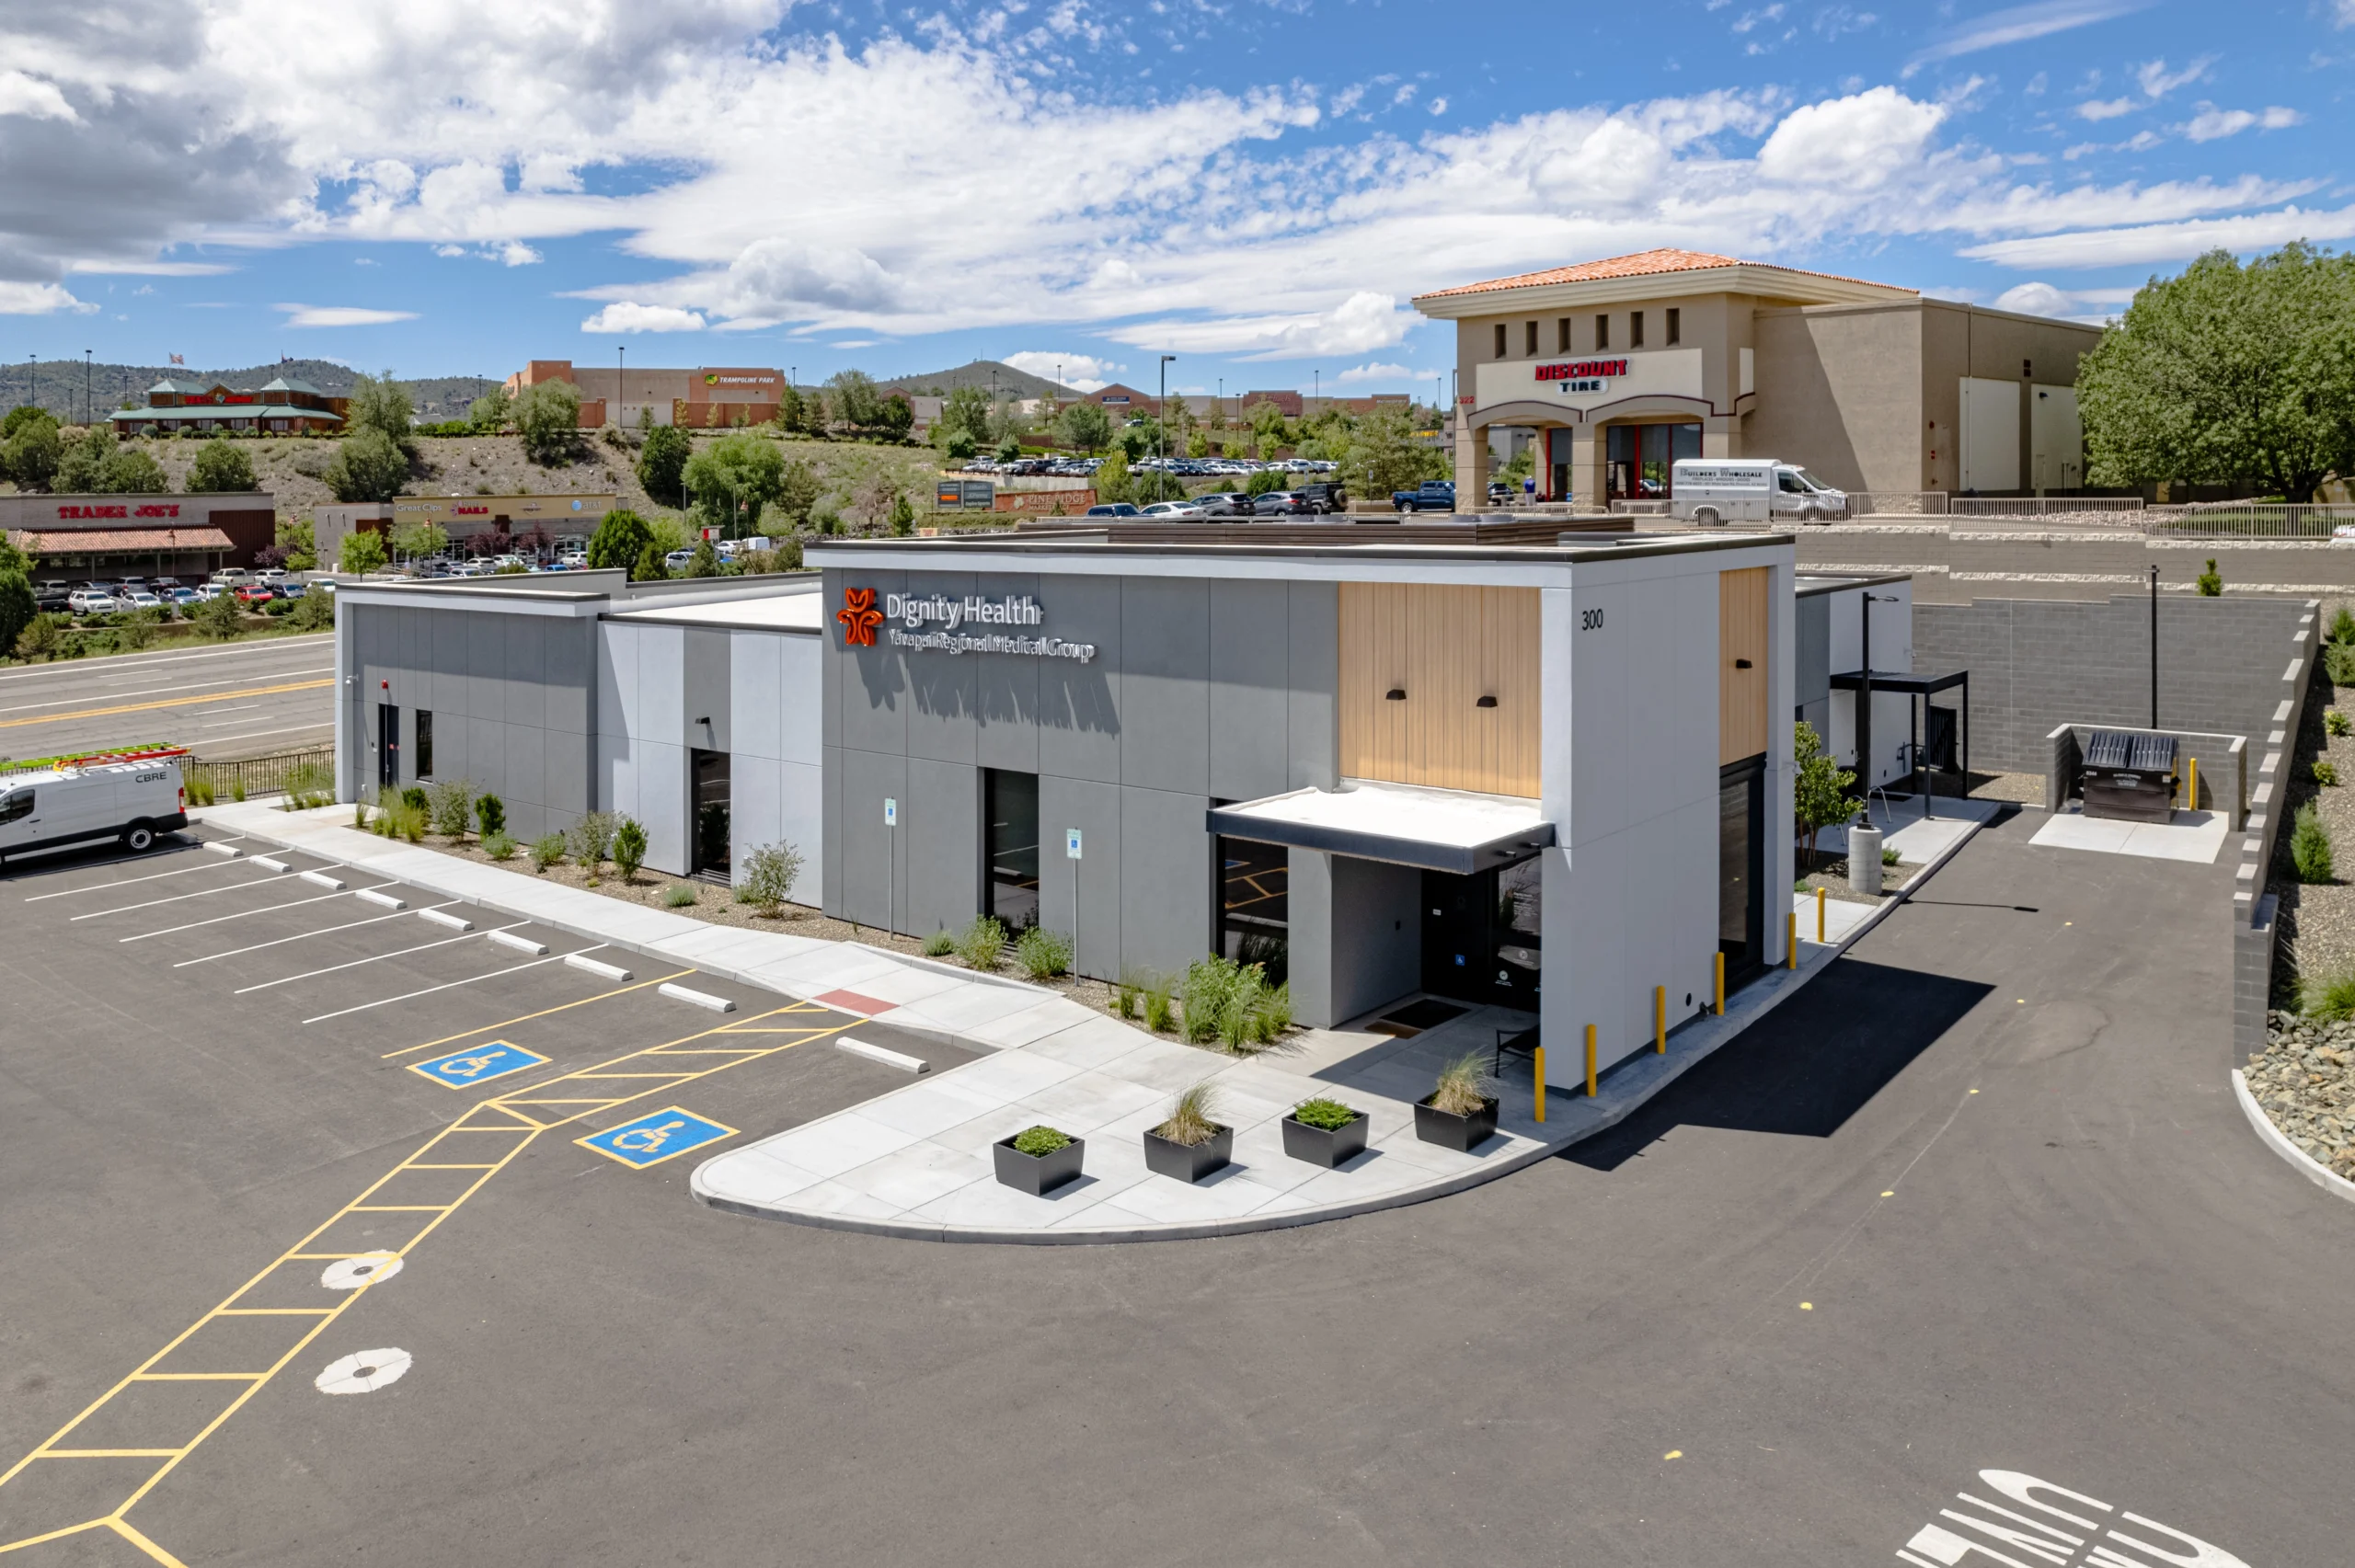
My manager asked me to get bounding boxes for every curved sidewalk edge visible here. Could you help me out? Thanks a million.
[2232,1070,2355,1207]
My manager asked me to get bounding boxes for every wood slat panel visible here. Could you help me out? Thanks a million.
[1338,583,1541,796]
[1719,566,1769,764]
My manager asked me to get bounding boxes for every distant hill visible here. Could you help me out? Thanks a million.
[0,357,502,426]
[876,359,1079,401]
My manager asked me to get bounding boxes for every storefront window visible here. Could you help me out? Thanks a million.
[984,769,1040,930]
[1218,834,1288,985]
[1606,422,1704,500]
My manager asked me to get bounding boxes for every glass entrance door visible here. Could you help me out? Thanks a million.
[376,703,399,793]
[984,769,1040,930]
[1718,756,1764,975]
[1419,857,1543,1008]
[691,749,731,878]
[1606,422,1704,501]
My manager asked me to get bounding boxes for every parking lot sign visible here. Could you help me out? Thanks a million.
[1066,828,1082,860]
[408,1041,548,1090]
[884,796,897,827]
[576,1107,739,1169]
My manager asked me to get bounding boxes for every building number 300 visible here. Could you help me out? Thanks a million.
[1580,608,1605,630]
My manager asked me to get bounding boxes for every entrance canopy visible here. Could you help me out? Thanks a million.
[1207,779,1554,875]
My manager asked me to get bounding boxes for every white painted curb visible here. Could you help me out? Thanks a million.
[836,1036,928,1073]
[417,908,472,932]
[2233,1069,2355,1207]
[487,929,547,955]
[203,841,242,858]
[250,855,290,874]
[355,887,405,909]
[659,982,735,1013]
[299,869,345,890]
[566,953,632,981]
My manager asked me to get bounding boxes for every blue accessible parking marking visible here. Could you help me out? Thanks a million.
[408,1041,548,1090]
[575,1107,739,1169]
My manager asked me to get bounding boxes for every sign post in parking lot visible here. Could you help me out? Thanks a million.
[884,796,897,938]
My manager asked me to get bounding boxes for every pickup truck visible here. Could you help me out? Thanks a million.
[1392,480,1455,514]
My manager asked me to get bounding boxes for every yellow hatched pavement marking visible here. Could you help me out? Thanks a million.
[0,1000,847,1562]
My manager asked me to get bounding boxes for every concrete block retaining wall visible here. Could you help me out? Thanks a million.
[1797,524,2355,604]
[2232,605,2318,1068]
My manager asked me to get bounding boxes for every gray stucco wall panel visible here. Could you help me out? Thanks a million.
[1795,594,1830,710]
[974,571,1042,773]
[506,618,548,732]
[546,732,589,818]
[506,723,546,818]
[548,622,591,737]
[1038,775,1121,978]
[906,758,979,937]
[1036,575,1122,784]
[904,571,980,765]
[821,744,844,916]
[1120,784,1211,980]
[1327,855,1421,1026]
[836,749,908,931]
[684,629,731,753]
[1117,577,1211,795]
[1287,580,1338,790]
[1210,578,1294,803]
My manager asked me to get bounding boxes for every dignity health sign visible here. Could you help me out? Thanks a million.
[837,587,1098,662]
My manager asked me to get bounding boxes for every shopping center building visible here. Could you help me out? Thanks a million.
[1413,248,2104,508]
[109,376,346,437]
[0,492,278,582]
[504,361,786,429]
[332,524,1798,1073]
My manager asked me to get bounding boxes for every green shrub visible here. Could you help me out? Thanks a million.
[1014,925,1074,980]
[922,928,956,956]
[230,779,247,803]
[185,772,218,807]
[1152,1082,1223,1147]
[1882,845,1901,866]
[736,841,806,914]
[1180,956,1241,1044]
[482,830,516,861]
[1291,1097,1361,1131]
[2329,709,2352,738]
[1115,970,1143,1020]
[426,777,475,837]
[2314,761,2340,787]
[955,914,1006,970]
[350,794,369,829]
[281,761,334,812]
[289,589,335,631]
[662,882,699,908]
[475,792,506,837]
[1429,1051,1493,1116]
[381,796,426,843]
[2332,606,2355,646]
[529,832,565,871]
[1010,1125,1072,1157]
[2299,960,2355,1022]
[1178,954,1288,1049]
[612,817,648,882]
[563,809,618,870]
[2292,801,2334,883]
[399,784,429,813]
[1143,974,1176,1033]
[2326,639,2355,687]
[2195,558,2223,596]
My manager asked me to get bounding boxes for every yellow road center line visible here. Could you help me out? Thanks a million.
[0,678,333,731]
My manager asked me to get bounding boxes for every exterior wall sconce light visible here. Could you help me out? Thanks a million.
[1385,688,1406,701]
[1733,658,1753,669]
[1476,694,1498,708]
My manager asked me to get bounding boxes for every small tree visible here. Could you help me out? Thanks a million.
[346,371,415,448]
[100,445,169,495]
[189,437,258,493]
[636,422,692,507]
[1055,400,1113,456]
[339,527,388,575]
[686,539,722,577]
[2293,801,2335,883]
[513,380,582,464]
[3,414,62,491]
[735,841,805,914]
[633,539,669,581]
[389,521,448,561]
[0,570,35,656]
[889,492,915,536]
[53,428,109,492]
[467,390,511,431]
[15,611,63,660]
[325,426,409,503]
[1093,448,1132,505]
[682,433,786,535]
[193,587,245,641]
[827,369,882,435]
[2197,558,2223,596]
[475,792,506,837]
[274,517,316,569]
[586,508,654,573]
[1793,719,1860,871]
[611,817,648,883]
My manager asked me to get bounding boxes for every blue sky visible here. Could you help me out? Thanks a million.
[3,0,2349,395]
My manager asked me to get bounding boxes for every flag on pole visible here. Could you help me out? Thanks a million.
[169,353,185,365]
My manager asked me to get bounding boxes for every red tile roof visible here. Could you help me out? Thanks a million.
[1416,247,1910,299]
[9,528,236,555]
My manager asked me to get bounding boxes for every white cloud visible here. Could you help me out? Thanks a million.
[1334,361,1418,383]
[276,303,418,326]
[579,302,706,333]
[2182,104,2302,141]
[497,240,542,266]
[65,259,234,276]
[1907,1,2148,71]
[2340,0,2355,26]
[1109,292,1415,361]
[2133,56,2213,99]
[1992,280,2134,320]
[1428,97,1448,116]
[1731,6,1786,34]
[0,280,90,314]
[0,69,77,121]
[1002,350,1120,390]
[1962,203,2355,269]
[2075,97,2135,120]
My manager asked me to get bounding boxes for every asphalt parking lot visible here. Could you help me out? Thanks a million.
[2,809,2349,1566]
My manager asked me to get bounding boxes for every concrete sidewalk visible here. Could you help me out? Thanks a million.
[197,798,1986,1243]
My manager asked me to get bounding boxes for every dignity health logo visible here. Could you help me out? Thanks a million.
[835,587,883,647]
[837,586,1096,662]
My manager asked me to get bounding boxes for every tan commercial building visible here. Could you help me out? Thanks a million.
[315,493,617,565]
[1412,248,2103,509]
[505,361,786,429]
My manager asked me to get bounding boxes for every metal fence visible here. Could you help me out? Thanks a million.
[2142,503,2355,540]
[1947,496,2147,518]
[184,744,335,802]
[1847,491,1950,517]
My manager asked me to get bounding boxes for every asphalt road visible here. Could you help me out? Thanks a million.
[0,634,335,764]
[0,807,2345,1566]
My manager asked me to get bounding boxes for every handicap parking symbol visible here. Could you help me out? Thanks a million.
[408,1041,547,1090]
[575,1107,738,1170]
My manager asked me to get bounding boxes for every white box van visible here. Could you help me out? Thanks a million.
[0,753,190,864]
[1671,459,1849,525]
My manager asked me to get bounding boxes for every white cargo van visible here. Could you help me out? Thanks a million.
[1671,459,1849,524]
[0,753,190,864]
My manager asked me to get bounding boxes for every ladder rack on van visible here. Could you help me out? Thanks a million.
[1,745,190,777]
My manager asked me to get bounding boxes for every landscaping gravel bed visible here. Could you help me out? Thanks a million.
[2247,1012,2355,1181]
[2268,596,2355,1007]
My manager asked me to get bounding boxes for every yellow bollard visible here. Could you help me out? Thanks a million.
[2187,755,2198,814]
[1816,885,1826,944]
[1787,910,1798,969]
[1534,1046,1545,1124]
[1584,1024,1597,1098]
[1655,985,1666,1055]
[1714,951,1726,1015]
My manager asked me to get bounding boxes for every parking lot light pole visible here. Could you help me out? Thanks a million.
[1159,355,1175,500]
[616,344,624,430]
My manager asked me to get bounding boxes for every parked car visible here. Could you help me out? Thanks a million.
[1393,480,1456,513]
[1297,482,1347,513]
[1140,499,1210,520]
[558,552,588,568]
[254,567,288,586]
[234,584,276,605]
[1251,491,1315,517]
[66,589,119,615]
[33,583,71,612]
[1194,492,1257,519]
[210,567,255,588]
[118,589,163,610]
[1084,503,1141,518]
[165,587,199,606]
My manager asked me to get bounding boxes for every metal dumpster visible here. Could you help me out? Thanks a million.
[2082,730,2177,824]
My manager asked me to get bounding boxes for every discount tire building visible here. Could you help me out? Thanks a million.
[333,527,1798,1073]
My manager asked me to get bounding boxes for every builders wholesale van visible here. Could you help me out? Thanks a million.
[0,753,190,865]
[1670,459,1849,524]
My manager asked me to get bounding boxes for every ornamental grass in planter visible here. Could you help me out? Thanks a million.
[1414,1051,1499,1153]
[1143,1082,1234,1183]
[1281,1096,1370,1168]
[994,1124,1086,1196]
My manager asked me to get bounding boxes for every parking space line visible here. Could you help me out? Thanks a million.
[172,904,444,967]
[0,1002,848,1560]
[375,969,697,1059]
[71,875,296,920]
[116,886,399,943]
[297,947,594,1024]
[24,855,252,901]
[231,921,528,994]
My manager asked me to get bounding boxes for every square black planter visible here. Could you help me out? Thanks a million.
[993,1134,1086,1196]
[1143,1123,1234,1183]
[1414,1095,1499,1153]
[1281,1110,1370,1168]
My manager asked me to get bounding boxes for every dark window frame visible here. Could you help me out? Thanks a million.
[1594,313,1610,349]
[1524,320,1538,356]
[1666,307,1682,346]
[1557,317,1571,353]
[415,709,434,779]
[1630,311,1645,349]
[1493,323,1507,359]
